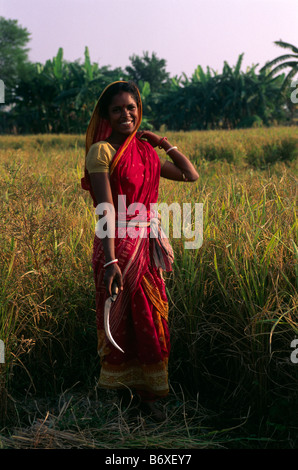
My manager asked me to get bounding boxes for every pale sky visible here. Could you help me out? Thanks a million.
[1,0,297,77]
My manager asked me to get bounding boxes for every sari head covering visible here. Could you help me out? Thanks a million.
[81,80,143,206]
[82,81,173,399]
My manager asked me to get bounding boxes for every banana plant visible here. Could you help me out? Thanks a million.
[260,40,298,90]
[137,80,154,130]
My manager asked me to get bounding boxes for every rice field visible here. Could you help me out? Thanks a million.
[0,126,297,449]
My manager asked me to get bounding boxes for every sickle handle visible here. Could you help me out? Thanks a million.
[111,281,119,301]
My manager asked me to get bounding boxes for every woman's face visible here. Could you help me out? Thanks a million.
[107,91,139,140]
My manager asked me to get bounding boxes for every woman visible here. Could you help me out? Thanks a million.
[81,81,199,421]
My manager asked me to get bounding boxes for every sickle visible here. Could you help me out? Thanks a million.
[103,227,146,354]
[104,284,124,353]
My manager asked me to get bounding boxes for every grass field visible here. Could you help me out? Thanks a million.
[0,127,297,449]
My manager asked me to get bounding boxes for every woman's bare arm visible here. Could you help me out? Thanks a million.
[137,131,199,182]
[89,172,123,295]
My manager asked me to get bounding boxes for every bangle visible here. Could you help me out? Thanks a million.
[158,137,167,149]
[166,146,178,154]
[104,259,118,268]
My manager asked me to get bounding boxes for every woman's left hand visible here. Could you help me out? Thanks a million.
[137,131,161,148]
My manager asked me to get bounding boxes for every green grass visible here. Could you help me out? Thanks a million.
[0,386,290,449]
[0,127,297,448]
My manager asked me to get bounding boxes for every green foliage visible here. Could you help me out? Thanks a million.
[0,17,31,103]
[260,40,298,90]
[157,56,288,131]
[3,47,124,134]
[0,16,297,134]
[137,80,154,130]
[246,137,298,167]
[125,51,170,93]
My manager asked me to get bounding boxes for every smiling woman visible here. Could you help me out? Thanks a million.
[81,80,199,422]
[98,82,141,141]
[106,92,139,140]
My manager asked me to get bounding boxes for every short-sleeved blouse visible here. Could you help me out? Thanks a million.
[86,141,166,174]
[86,141,116,173]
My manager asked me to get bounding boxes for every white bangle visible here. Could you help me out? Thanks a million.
[166,146,178,154]
[103,259,118,268]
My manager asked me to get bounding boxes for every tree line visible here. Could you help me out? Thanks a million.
[0,16,297,134]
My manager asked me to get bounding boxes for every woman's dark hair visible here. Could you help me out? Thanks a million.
[99,81,140,119]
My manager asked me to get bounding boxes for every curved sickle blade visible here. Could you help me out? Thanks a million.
[104,287,124,353]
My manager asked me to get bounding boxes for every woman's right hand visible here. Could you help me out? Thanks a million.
[104,263,123,297]
[137,130,162,148]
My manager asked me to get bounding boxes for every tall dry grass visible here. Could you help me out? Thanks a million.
[0,128,297,446]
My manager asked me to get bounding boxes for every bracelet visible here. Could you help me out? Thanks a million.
[103,259,118,268]
[158,137,167,149]
[166,146,178,154]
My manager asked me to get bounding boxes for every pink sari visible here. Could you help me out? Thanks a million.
[82,82,173,398]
